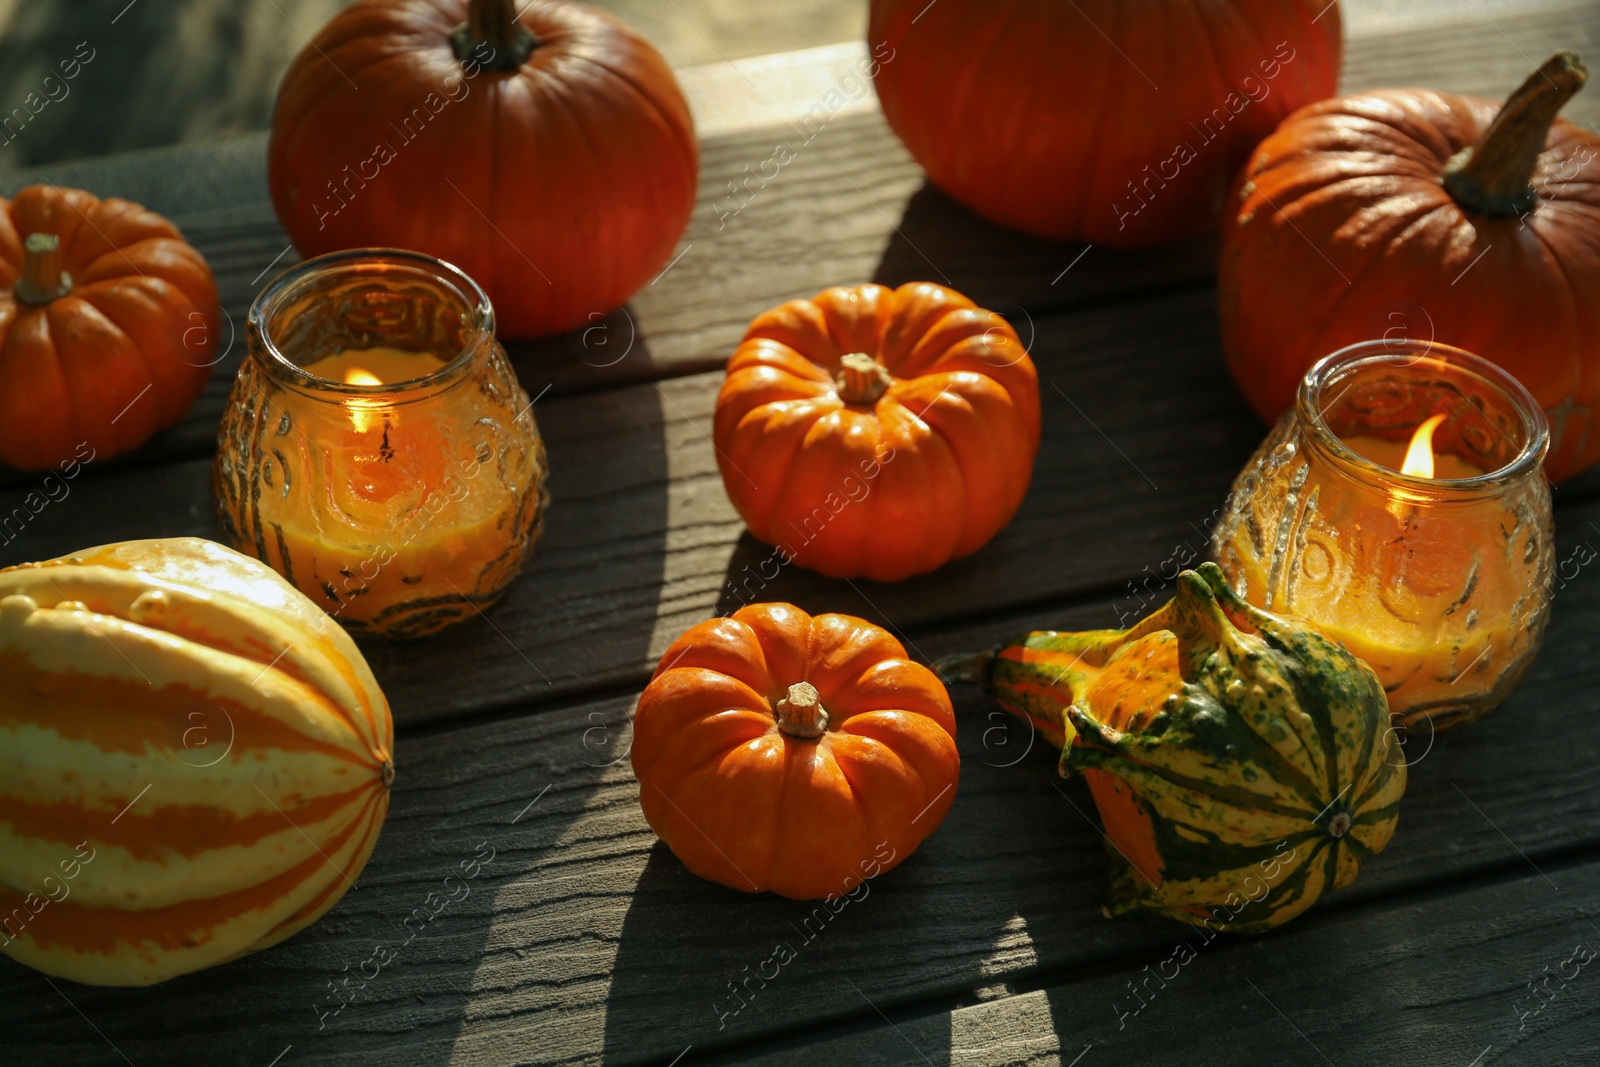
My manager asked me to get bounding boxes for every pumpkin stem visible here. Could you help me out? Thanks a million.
[1442,51,1588,217]
[381,758,395,788]
[773,681,830,739]
[450,0,539,71]
[836,353,892,405]
[14,232,71,305]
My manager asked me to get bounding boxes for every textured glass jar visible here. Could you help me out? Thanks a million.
[213,249,548,639]
[1212,339,1553,732]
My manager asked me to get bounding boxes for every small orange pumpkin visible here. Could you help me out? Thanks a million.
[631,603,959,900]
[0,185,220,471]
[712,282,1041,582]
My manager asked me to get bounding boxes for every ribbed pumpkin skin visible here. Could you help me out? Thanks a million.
[961,565,1404,933]
[0,537,393,986]
[1219,86,1600,482]
[268,0,697,339]
[867,0,1341,245]
[0,185,220,470]
[713,282,1040,582]
[632,603,959,900]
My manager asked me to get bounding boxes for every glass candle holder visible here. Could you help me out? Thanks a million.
[1212,339,1553,732]
[213,249,549,639]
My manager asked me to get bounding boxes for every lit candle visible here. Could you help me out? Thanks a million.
[1212,340,1553,733]
[1341,415,1485,481]
[274,349,491,627]
[213,252,549,639]
[302,347,448,388]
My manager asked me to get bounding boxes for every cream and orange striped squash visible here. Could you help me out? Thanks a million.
[0,537,393,985]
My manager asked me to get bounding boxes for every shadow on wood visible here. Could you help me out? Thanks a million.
[502,303,713,396]
[713,530,852,619]
[867,180,1218,319]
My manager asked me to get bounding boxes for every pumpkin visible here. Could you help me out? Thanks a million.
[0,184,220,471]
[867,0,1341,246]
[268,0,697,339]
[937,564,1405,933]
[631,603,959,900]
[1220,51,1600,482]
[0,537,393,986]
[712,282,1040,582]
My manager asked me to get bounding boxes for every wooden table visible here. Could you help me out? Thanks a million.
[5,7,1600,1064]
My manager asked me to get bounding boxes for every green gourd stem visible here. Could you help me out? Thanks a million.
[14,232,71,305]
[1442,51,1588,217]
[450,0,538,70]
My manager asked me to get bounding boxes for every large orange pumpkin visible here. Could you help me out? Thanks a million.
[1220,52,1600,482]
[867,0,1342,245]
[631,603,959,900]
[268,0,697,338]
[713,282,1040,582]
[0,537,393,986]
[0,185,219,471]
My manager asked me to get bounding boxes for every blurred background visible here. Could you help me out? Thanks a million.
[0,0,1578,170]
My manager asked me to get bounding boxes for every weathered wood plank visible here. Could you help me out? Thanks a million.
[3,505,1600,1066]
[718,987,1085,1067]
[3,2,1593,486]
[723,858,1600,1066]
[1341,1,1600,108]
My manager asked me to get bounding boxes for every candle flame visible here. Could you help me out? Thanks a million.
[345,367,383,433]
[1401,414,1448,479]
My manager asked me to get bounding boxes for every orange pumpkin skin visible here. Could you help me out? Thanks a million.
[631,603,959,900]
[1220,75,1600,482]
[0,185,219,471]
[268,0,697,339]
[713,282,1041,582]
[867,0,1341,246]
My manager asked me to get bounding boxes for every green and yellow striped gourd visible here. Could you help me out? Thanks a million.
[939,564,1405,933]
